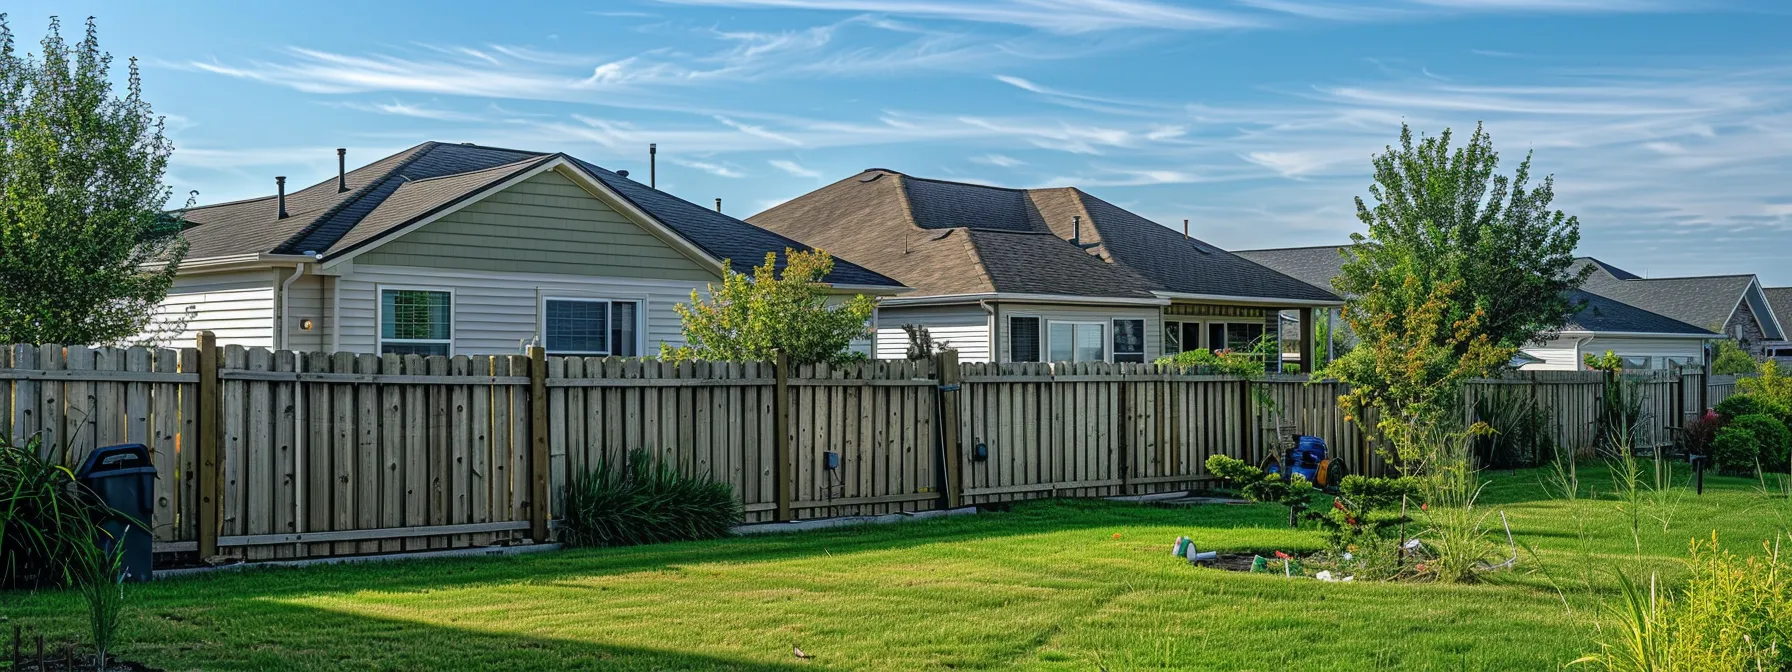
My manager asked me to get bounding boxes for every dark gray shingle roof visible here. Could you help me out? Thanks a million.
[174,142,899,288]
[1579,272,1754,334]
[1232,245,1351,297]
[1766,288,1792,339]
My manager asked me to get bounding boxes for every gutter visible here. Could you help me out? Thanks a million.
[1555,330,1722,340]
[148,252,320,273]
[1150,291,1342,308]
[881,292,1171,308]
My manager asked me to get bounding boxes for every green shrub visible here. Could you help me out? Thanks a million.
[1576,534,1791,671]
[1310,474,1420,554]
[1714,394,1790,424]
[1711,339,1759,376]
[1206,454,1314,528]
[1,434,111,588]
[559,450,742,548]
[1710,414,1791,475]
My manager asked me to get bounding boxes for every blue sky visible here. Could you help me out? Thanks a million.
[10,1,1792,283]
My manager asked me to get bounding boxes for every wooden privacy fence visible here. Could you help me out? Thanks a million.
[0,335,1746,564]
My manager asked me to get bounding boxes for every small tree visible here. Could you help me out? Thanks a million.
[663,249,875,365]
[1712,339,1760,376]
[0,16,188,345]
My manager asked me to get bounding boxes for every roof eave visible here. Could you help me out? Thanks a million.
[881,292,1170,307]
[1556,329,1720,339]
[149,252,319,274]
[1153,291,1343,308]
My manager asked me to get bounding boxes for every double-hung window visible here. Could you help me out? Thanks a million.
[380,288,453,356]
[1010,316,1041,363]
[1048,321,1105,363]
[543,298,640,356]
[1112,319,1146,363]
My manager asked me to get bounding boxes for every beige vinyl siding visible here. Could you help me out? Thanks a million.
[995,303,1161,363]
[875,304,992,362]
[331,264,706,355]
[142,270,278,347]
[355,170,717,282]
[279,269,332,351]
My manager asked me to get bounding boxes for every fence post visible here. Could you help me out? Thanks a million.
[1117,366,1131,495]
[773,350,793,521]
[195,331,221,560]
[1237,378,1254,464]
[935,350,963,509]
[528,345,550,543]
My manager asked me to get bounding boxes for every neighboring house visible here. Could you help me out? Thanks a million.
[1235,246,1719,372]
[146,142,905,356]
[1765,287,1792,366]
[1574,258,1785,361]
[746,170,1342,368]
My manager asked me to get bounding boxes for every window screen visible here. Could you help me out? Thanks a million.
[545,299,640,356]
[1010,317,1040,362]
[1113,319,1145,363]
[381,289,452,356]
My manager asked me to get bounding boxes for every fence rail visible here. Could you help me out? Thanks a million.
[0,336,1744,564]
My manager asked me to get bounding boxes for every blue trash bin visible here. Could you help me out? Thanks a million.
[75,443,156,582]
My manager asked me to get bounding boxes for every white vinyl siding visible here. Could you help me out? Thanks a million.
[873,304,992,362]
[331,265,706,356]
[1519,335,1709,371]
[141,270,278,347]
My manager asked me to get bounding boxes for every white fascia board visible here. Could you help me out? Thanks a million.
[881,292,1171,308]
[1555,329,1721,339]
[1152,291,1343,308]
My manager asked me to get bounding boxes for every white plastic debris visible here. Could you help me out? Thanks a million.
[1172,536,1191,557]
[1403,538,1423,551]
[1316,570,1356,583]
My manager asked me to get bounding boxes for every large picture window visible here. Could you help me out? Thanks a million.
[1113,319,1145,363]
[380,288,453,356]
[1010,316,1041,363]
[544,298,641,356]
[1049,321,1105,363]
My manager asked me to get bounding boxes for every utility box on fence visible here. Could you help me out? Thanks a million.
[75,443,157,582]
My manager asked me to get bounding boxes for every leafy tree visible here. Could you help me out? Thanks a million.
[1335,123,1590,357]
[663,249,875,366]
[1329,123,1588,464]
[1711,339,1759,376]
[1737,360,1792,410]
[0,16,187,345]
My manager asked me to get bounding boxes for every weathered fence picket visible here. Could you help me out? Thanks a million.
[0,335,1744,565]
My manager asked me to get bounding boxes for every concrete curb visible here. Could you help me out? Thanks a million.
[731,506,978,536]
[154,543,564,580]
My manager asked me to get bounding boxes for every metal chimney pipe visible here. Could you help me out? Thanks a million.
[714,197,722,213]
[1073,215,1081,246]
[650,143,657,189]
[276,176,288,219]
[1183,219,1189,239]
[337,148,348,192]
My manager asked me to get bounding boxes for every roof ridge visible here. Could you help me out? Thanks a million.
[1235,244,1350,253]
[1614,274,1754,283]
[403,155,548,184]
[271,141,444,254]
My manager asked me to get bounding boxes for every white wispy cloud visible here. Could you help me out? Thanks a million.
[769,159,823,178]
[667,156,747,178]
[655,0,1259,33]
[972,154,1026,167]
[335,100,484,121]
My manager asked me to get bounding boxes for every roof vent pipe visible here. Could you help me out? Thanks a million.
[276,176,288,219]
[715,197,722,213]
[1071,215,1098,250]
[650,143,657,189]
[337,149,348,192]
[1183,218,1189,240]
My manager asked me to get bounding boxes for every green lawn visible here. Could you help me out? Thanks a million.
[4,465,1789,671]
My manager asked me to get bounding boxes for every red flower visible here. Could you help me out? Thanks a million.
[1274,551,1291,559]
[1420,502,1428,512]
[1333,500,1347,512]
[1347,517,1357,526]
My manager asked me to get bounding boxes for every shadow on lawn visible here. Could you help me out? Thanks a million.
[121,599,813,671]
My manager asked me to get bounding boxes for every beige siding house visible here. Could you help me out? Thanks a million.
[749,170,1341,368]
[147,142,904,355]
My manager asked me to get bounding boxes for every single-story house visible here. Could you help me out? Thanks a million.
[746,170,1342,369]
[1574,258,1785,361]
[145,142,906,356]
[1235,246,1720,372]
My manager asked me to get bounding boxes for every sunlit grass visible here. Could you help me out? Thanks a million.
[1,465,1785,670]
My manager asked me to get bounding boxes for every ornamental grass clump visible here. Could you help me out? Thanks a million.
[559,449,743,548]
[1575,534,1790,671]
[0,433,109,588]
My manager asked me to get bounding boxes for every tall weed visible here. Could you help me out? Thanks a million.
[1575,534,1790,671]
[559,449,743,548]
[0,433,108,588]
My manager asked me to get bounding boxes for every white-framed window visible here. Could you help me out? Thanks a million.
[1113,318,1146,363]
[1009,315,1041,363]
[1048,321,1105,363]
[379,287,454,356]
[542,297,642,356]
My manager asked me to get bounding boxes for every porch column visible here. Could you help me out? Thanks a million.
[1298,307,1315,373]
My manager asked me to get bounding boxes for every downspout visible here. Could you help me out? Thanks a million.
[980,300,996,363]
[279,255,317,557]
[1570,334,1595,371]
